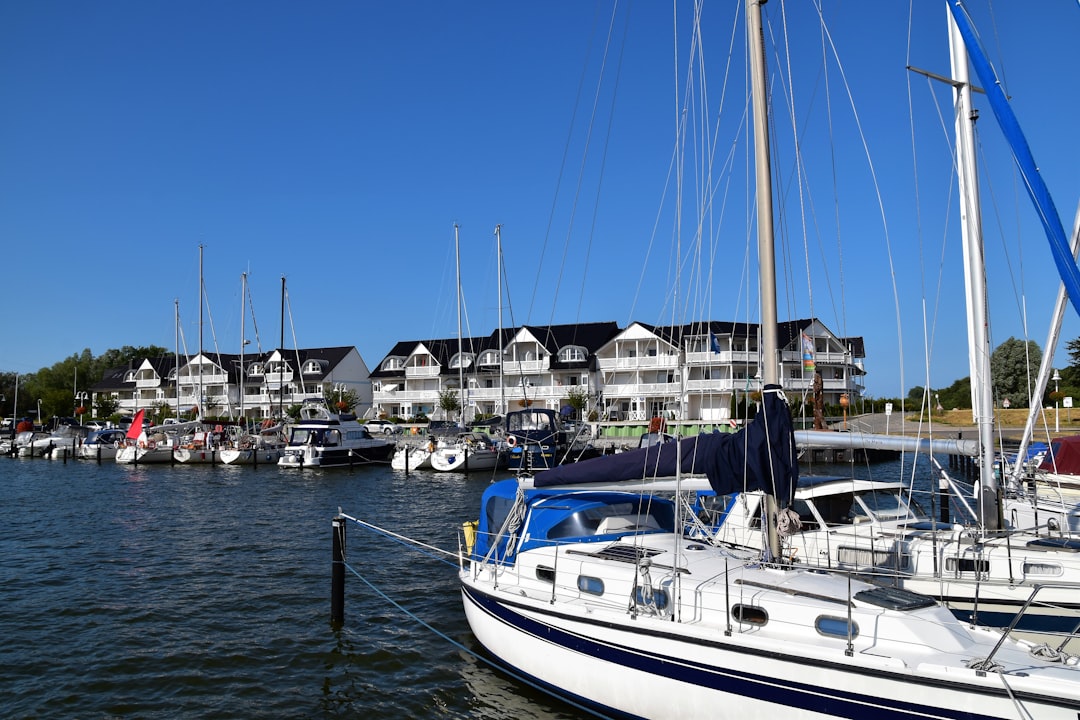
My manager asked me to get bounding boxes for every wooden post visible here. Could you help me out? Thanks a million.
[331,515,346,624]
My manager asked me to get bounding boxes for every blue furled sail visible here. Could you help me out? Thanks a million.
[533,384,798,506]
[946,1,1080,314]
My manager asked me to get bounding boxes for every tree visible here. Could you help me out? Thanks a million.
[564,386,589,420]
[990,337,1041,408]
[438,388,461,420]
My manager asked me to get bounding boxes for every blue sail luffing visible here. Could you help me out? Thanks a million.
[947,1,1080,314]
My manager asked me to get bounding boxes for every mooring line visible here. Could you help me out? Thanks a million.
[338,512,459,568]
[342,560,617,720]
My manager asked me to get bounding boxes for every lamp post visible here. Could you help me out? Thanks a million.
[75,392,89,423]
[840,393,850,430]
[1053,368,1062,433]
[37,399,42,426]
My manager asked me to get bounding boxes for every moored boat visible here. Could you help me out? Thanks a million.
[278,401,394,469]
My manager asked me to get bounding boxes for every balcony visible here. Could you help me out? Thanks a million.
[503,359,548,373]
[135,377,161,388]
[685,350,757,365]
[405,366,440,378]
[596,355,679,371]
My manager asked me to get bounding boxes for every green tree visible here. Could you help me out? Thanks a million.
[564,386,590,420]
[990,337,1041,408]
[438,388,461,420]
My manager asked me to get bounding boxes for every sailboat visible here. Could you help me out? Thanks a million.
[458,3,1080,717]
[220,272,286,466]
[717,3,1080,636]
[174,245,226,464]
[427,225,506,474]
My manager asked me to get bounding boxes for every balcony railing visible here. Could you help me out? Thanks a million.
[405,366,440,378]
[596,355,679,371]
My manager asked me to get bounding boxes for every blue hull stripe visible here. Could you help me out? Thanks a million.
[463,584,1070,719]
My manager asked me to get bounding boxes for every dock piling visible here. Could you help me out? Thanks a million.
[331,514,346,624]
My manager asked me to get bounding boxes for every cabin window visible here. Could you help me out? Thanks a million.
[731,604,768,626]
[1023,561,1062,576]
[536,565,555,584]
[945,557,990,574]
[815,615,858,640]
[578,575,604,596]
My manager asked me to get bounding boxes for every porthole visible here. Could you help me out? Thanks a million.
[816,615,859,639]
[731,604,768,626]
[536,566,555,584]
[578,575,604,596]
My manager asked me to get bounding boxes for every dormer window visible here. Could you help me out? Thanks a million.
[124,371,137,382]
[381,357,403,372]
[558,346,587,363]
[248,363,264,376]
[303,360,322,374]
[450,353,474,370]
[478,350,500,366]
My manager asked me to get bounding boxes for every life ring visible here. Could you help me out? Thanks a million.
[506,435,517,447]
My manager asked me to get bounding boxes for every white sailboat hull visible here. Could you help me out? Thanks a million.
[462,538,1080,719]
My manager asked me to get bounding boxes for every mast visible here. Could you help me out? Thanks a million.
[198,244,204,423]
[495,224,505,419]
[239,272,247,426]
[174,299,180,419]
[279,275,285,421]
[948,10,998,529]
[747,0,781,558]
[454,224,465,423]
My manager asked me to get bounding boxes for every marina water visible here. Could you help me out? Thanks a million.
[0,457,580,719]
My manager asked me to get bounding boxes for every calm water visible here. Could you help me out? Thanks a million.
[0,457,581,719]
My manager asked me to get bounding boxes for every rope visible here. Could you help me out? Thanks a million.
[339,513,459,567]
[1029,643,1075,664]
[341,558,619,719]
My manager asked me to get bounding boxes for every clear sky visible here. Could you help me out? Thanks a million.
[2,1,1077,400]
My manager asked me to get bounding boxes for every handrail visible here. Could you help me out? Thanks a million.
[971,582,1079,671]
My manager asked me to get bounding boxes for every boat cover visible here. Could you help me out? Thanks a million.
[1039,435,1080,474]
[534,384,798,506]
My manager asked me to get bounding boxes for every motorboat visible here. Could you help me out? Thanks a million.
[77,428,128,461]
[390,442,434,471]
[429,432,504,473]
[278,401,394,469]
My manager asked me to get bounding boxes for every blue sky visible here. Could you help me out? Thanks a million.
[2,1,1078,400]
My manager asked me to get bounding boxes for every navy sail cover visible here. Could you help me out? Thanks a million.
[534,384,798,506]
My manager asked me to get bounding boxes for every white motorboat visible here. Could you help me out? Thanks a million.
[278,401,394,469]
[429,432,504,473]
[77,428,128,461]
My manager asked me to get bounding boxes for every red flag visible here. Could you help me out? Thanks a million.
[126,409,145,440]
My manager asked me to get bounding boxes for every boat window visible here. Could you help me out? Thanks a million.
[791,499,819,531]
[546,502,674,540]
[324,429,341,446]
[536,565,555,584]
[811,494,860,526]
[854,489,925,521]
[731,604,768,626]
[578,575,604,596]
[1022,561,1063,576]
[815,615,858,639]
[944,557,990,574]
[289,428,314,444]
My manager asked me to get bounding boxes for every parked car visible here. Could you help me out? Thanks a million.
[365,419,402,435]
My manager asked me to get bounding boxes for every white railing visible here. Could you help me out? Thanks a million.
[504,359,548,373]
[596,356,679,370]
[405,366,440,378]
